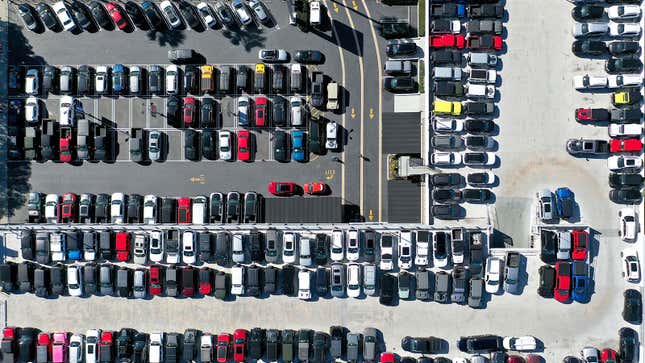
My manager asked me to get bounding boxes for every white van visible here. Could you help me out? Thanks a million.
[149,333,164,363]
[232,234,245,263]
[192,196,207,224]
[309,1,321,26]
[299,237,312,266]
[231,265,245,295]
[298,270,311,300]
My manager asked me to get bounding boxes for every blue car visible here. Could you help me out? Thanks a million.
[112,64,126,94]
[555,187,575,220]
[291,130,306,162]
[66,231,82,260]
[571,260,588,302]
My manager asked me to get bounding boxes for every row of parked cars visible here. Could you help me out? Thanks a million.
[562,328,638,363]
[17,227,487,269]
[28,192,262,225]
[17,0,272,34]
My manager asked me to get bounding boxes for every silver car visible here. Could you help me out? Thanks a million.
[330,263,346,298]
[572,22,609,38]
[148,130,162,161]
[133,269,146,299]
[537,189,553,221]
[362,328,378,362]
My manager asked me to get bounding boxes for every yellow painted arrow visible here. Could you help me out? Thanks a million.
[190,175,206,184]
[369,108,375,119]
[368,209,374,221]
[352,0,358,10]
[332,3,339,13]
[325,169,336,180]
[351,107,357,119]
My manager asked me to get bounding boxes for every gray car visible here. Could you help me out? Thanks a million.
[363,263,377,296]
[468,277,484,308]
[434,271,451,303]
[297,329,311,362]
[346,333,360,363]
[504,252,520,294]
[330,263,346,298]
[99,264,114,296]
[362,328,378,362]
[133,269,146,299]
[265,229,281,263]
[536,189,554,221]
[415,269,431,300]
[148,130,163,161]
[573,22,609,37]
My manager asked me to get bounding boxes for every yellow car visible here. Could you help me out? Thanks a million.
[200,65,214,93]
[255,63,266,93]
[255,63,265,74]
[612,90,641,106]
[433,99,462,115]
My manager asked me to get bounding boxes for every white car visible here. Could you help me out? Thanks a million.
[465,83,495,99]
[433,232,449,268]
[67,265,83,297]
[238,96,249,125]
[85,330,101,363]
[45,194,60,223]
[181,231,196,264]
[149,332,164,363]
[143,195,158,224]
[95,66,108,94]
[621,248,640,282]
[608,155,642,172]
[414,231,429,266]
[166,65,178,94]
[159,0,182,29]
[59,96,75,127]
[346,263,361,298]
[398,231,413,269]
[619,208,637,241]
[572,75,607,90]
[289,96,303,126]
[580,347,600,363]
[192,196,207,224]
[25,69,38,95]
[326,121,338,150]
[149,231,164,262]
[502,336,537,351]
[298,270,311,300]
[232,234,245,263]
[431,152,463,166]
[196,2,218,28]
[484,256,503,294]
[572,22,609,37]
[133,233,147,264]
[432,118,464,133]
[607,74,642,89]
[346,229,360,261]
[608,5,641,20]
[69,334,83,363]
[218,131,232,160]
[537,189,554,221]
[52,1,76,31]
[258,48,289,62]
[608,124,642,138]
[609,22,641,36]
[231,265,245,295]
[299,237,312,266]
[111,193,125,223]
[232,0,252,26]
[379,234,394,270]
[330,229,344,261]
[282,232,298,264]
[25,97,39,124]
[200,335,212,363]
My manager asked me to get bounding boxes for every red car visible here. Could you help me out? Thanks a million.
[255,97,268,127]
[177,197,191,224]
[304,182,328,195]
[233,329,247,363]
[525,355,542,363]
[575,108,609,122]
[571,230,588,260]
[467,35,503,50]
[507,356,524,363]
[554,261,571,303]
[216,334,231,363]
[99,331,113,357]
[59,129,73,163]
[237,130,251,161]
[199,268,212,295]
[601,348,618,363]
[149,265,162,296]
[181,266,195,296]
[268,182,297,196]
[106,2,128,30]
[610,138,642,153]
[183,97,196,128]
[380,352,395,363]
[61,193,77,223]
[37,332,51,361]
[430,34,465,49]
[115,231,131,261]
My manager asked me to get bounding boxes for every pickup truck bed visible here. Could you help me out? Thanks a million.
[468,4,504,18]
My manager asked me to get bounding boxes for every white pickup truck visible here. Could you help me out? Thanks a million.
[466,83,495,99]
[503,336,537,351]
[469,69,497,84]
[50,232,66,262]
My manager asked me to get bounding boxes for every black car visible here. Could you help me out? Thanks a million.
[272,96,287,127]
[226,192,240,223]
[280,265,296,296]
[430,50,462,65]
[116,328,134,359]
[266,330,280,363]
[463,188,492,203]
[273,130,288,162]
[89,1,112,29]
[199,233,212,262]
[50,265,65,295]
[83,264,97,295]
[620,327,638,363]
[215,3,235,28]
[609,173,643,188]
[125,2,148,29]
[249,230,264,262]
[610,189,642,204]
[383,77,416,93]
[606,57,642,74]
[295,50,324,64]
[246,265,262,297]
[71,2,94,31]
[78,65,91,95]
[432,189,462,204]
[456,335,503,354]
[183,329,198,362]
[200,98,215,128]
[431,173,463,188]
[36,2,58,30]
[236,65,249,92]
[209,193,224,223]
[132,333,148,363]
[201,129,217,160]
[184,129,200,161]
[167,95,181,125]
[18,328,35,362]
[431,204,461,219]
[571,5,604,21]
[148,66,162,95]
[572,40,607,56]
[178,1,201,30]
[401,336,443,354]
[17,4,40,32]
[464,119,494,133]
[609,41,640,56]
[623,289,642,324]
[386,41,417,57]
[537,265,555,298]
[379,273,396,305]
[33,267,49,297]
[611,108,642,124]
[141,0,163,29]
[468,172,494,185]
[379,18,409,38]
[184,65,198,94]
[434,81,464,97]
[263,266,277,294]
[94,193,110,223]
[312,332,328,363]
[315,267,329,295]
[314,234,328,266]
[540,230,557,264]
[431,135,465,151]
[126,194,142,223]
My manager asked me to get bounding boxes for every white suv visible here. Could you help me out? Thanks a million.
[143,195,158,224]
[330,229,345,261]
[85,330,101,363]
[346,229,360,261]
[95,66,108,95]
[149,231,164,262]
[166,65,179,93]
[149,333,164,363]
[182,231,196,264]
[52,1,76,31]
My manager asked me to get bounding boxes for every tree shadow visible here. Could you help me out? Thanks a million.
[146,29,186,47]
[221,26,267,52]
